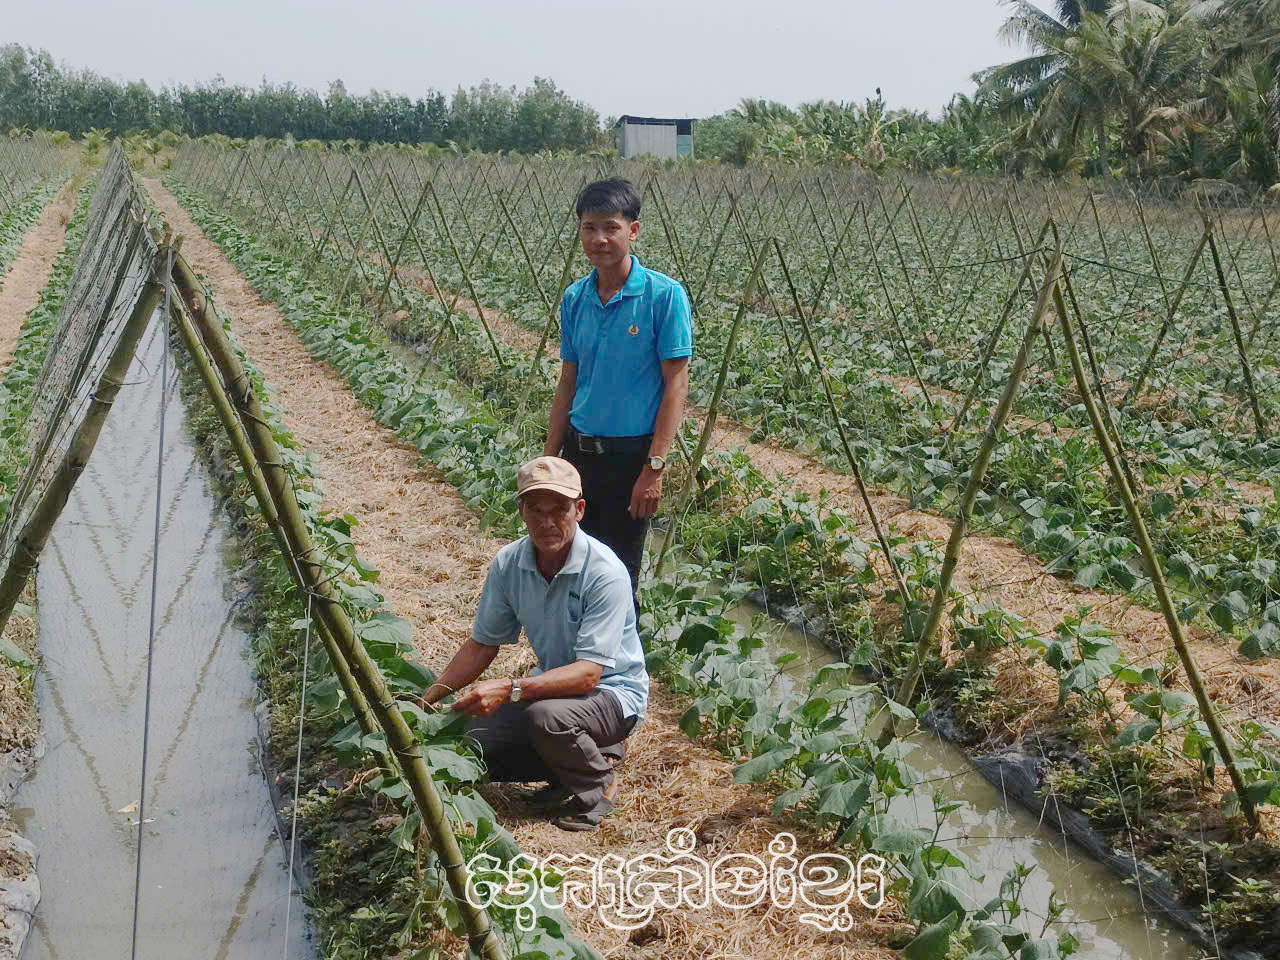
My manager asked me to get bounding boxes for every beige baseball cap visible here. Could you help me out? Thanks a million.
[516,456,583,500]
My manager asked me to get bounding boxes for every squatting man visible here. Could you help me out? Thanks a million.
[418,456,649,831]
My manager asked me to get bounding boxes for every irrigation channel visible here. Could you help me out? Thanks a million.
[714,599,1203,960]
[11,312,312,959]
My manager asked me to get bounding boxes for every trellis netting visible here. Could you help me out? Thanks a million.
[0,145,167,631]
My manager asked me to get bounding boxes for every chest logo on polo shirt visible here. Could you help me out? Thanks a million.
[627,324,639,336]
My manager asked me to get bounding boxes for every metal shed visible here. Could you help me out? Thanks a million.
[615,116,694,159]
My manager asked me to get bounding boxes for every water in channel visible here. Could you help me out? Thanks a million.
[718,603,1207,960]
[14,314,311,959]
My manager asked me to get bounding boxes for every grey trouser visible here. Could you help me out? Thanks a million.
[465,687,639,811]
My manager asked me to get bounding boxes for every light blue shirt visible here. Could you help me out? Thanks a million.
[472,529,649,719]
[560,255,692,438]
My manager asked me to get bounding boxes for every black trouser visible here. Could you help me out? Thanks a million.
[466,690,638,810]
[563,430,649,607]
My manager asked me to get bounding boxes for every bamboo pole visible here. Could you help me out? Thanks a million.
[1086,191,1118,295]
[889,247,1063,716]
[428,182,504,367]
[167,253,383,751]
[860,204,933,405]
[945,218,1053,443]
[1055,266,1260,834]
[1005,201,1057,369]
[185,283,508,960]
[654,238,772,577]
[1121,227,1209,407]
[772,238,915,612]
[0,248,168,637]
[1205,221,1268,443]
[519,238,578,417]
[377,177,431,311]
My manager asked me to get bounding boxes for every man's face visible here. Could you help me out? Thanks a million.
[519,491,585,555]
[578,210,639,272]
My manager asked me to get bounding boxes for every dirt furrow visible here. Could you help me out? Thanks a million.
[146,180,902,959]
[0,181,78,369]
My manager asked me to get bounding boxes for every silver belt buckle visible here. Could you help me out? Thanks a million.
[577,433,605,455]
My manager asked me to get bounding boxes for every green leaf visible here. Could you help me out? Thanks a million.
[1073,564,1104,589]
[679,705,702,738]
[1240,621,1280,660]
[356,611,414,658]
[800,697,831,725]
[871,823,933,856]
[1210,591,1252,631]
[732,745,797,784]
[907,865,966,925]
[1059,641,1122,703]
[1115,718,1160,745]
[677,621,718,654]
[884,698,916,722]
[903,912,960,960]
[390,811,420,852]
[424,746,483,783]
[0,634,31,666]
[1018,938,1061,959]
[817,778,872,819]
[771,787,808,815]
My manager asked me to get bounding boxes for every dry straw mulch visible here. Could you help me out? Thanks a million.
[146,180,902,959]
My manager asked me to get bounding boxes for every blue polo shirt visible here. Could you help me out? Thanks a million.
[471,529,649,719]
[560,255,692,438]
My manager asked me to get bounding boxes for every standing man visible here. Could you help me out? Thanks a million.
[420,456,648,831]
[545,178,692,607]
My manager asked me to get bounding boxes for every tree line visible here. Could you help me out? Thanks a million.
[8,1,1280,186]
[0,44,603,153]
[696,1,1280,186]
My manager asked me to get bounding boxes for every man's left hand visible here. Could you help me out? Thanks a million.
[451,678,513,716]
[629,465,663,519]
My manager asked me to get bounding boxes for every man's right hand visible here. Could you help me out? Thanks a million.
[450,678,514,716]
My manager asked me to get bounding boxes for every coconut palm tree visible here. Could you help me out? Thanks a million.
[1214,0,1280,174]
[975,0,1113,170]
[1059,1,1216,174]
[979,0,1218,175]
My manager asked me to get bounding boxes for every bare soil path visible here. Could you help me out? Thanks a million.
[0,181,78,371]
[146,180,902,959]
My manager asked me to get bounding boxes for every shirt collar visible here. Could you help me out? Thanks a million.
[619,255,647,298]
[518,528,589,578]
[587,255,647,306]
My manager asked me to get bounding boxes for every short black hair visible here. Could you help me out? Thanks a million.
[575,178,641,221]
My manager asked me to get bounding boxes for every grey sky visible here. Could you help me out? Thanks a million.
[6,0,1024,119]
